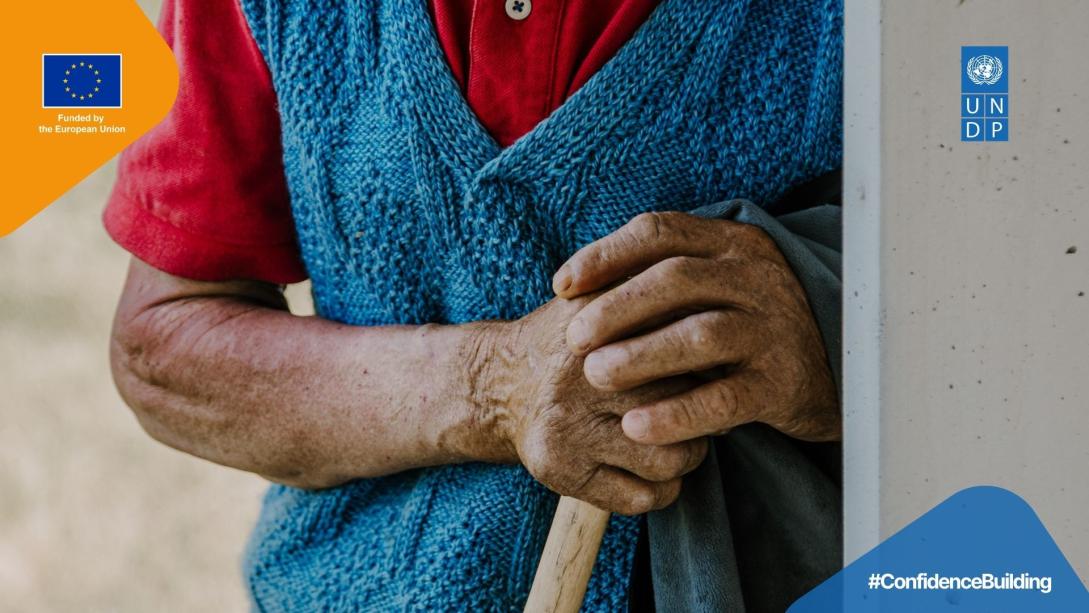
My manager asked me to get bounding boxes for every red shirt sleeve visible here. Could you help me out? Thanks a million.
[103,0,307,284]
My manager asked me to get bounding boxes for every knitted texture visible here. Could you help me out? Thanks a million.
[238,0,843,610]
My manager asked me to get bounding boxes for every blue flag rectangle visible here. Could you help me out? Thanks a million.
[42,54,122,108]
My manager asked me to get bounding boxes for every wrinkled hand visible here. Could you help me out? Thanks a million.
[551,211,840,446]
[478,297,708,515]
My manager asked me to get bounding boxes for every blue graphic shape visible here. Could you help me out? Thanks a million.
[962,118,984,142]
[987,94,1009,118]
[790,487,1089,612]
[43,54,122,108]
[962,46,1008,93]
[987,118,1009,142]
[962,94,985,118]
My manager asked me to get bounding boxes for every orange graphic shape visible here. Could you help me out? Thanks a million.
[0,1,178,236]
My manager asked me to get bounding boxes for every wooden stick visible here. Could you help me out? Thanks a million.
[524,496,612,613]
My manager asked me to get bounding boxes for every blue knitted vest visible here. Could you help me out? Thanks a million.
[238,1,842,610]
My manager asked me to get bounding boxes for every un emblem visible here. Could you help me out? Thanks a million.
[966,54,1004,86]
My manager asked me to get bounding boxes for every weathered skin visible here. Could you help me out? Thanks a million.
[554,212,840,446]
[110,211,839,515]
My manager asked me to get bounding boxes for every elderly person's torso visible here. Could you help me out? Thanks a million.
[239,0,841,609]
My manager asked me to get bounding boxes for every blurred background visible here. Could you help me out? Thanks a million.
[0,2,313,611]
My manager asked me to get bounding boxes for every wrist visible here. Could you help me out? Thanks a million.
[440,320,522,465]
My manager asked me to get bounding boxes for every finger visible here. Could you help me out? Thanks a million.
[596,436,708,483]
[623,371,770,445]
[574,466,683,516]
[583,310,754,391]
[566,256,753,354]
[553,212,726,298]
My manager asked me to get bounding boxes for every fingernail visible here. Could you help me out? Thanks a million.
[624,411,649,440]
[584,352,609,387]
[567,318,591,352]
[552,266,572,295]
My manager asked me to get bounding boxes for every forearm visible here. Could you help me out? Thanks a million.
[110,260,513,488]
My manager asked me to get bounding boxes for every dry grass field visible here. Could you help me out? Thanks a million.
[0,160,288,612]
[0,4,316,610]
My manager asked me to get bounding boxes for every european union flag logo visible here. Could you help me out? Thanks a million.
[42,54,122,108]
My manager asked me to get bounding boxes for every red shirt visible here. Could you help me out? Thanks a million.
[105,0,659,284]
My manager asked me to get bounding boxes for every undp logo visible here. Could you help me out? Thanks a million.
[961,46,1008,142]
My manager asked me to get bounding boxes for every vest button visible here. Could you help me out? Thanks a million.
[505,0,531,21]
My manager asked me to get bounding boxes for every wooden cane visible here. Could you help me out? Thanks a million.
[523,496,612,613]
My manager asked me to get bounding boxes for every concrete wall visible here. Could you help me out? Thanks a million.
[843,0,1089,580]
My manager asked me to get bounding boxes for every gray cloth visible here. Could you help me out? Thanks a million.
[648,199,843,613]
